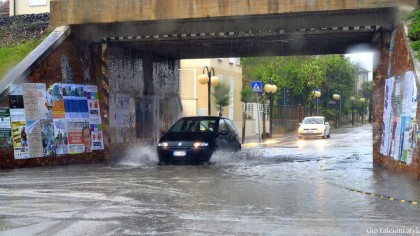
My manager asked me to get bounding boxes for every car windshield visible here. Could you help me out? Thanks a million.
[302,117,323,124]
[169,117,218,133]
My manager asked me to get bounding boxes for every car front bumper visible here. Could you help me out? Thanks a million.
[157,147,213,163]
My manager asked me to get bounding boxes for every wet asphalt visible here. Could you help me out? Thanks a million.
[1,124,420,235]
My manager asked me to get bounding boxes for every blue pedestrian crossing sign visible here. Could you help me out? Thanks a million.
[250,81,262,92]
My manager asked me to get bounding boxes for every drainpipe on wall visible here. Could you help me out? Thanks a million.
[13,0,16,16]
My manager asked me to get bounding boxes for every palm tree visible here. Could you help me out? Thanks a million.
[212,82,231,116]
[240,88,254,143]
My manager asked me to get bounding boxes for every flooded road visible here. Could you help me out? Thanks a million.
[1,125,420,235]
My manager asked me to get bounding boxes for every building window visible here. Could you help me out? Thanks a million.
[29,0,47,6]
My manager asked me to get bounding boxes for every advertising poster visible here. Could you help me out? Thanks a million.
[53,119,68,155]
[380,77,394,155]
[26,120,43,158]
[85,85,101,124]
[9,85,25,122]
[41,119,56,156]
[52,83,65,119]
[0,107,12,146]
[11,121,29,159]
[110,93,130,127]
[22,83,48,120]
[63,84,89,119]
[90,124,104,151]
[67,118,89,154]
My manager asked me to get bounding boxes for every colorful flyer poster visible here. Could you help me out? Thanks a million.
[0,107,12,146]
[11,121,29,159]
[52,83,65,119]
[53,119,68,155]
[26,120,43,158]
[90,124,104,150]
[41,119,56,156]
[67,118,89,154]
[63,84,88,119]
[85,85,101,124]
[35,83,48,120]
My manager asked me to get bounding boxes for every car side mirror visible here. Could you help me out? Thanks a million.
[325,122,329,125]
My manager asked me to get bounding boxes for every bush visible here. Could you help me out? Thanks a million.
[411,40,420,50]
[408,22,420,41]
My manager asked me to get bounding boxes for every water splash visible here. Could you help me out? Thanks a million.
[116,145,159,167]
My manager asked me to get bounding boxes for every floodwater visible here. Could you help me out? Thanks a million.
[1,125,420,235]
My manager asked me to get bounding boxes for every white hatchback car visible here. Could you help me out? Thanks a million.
[298,116,330,139]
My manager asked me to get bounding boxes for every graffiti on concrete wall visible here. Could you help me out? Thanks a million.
[380,71,418,164]
[4,83,103,159]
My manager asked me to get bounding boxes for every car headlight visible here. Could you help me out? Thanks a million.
[193,142,208,148]
[158,142,168,147]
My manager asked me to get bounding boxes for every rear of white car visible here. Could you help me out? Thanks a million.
[298,116,330,139]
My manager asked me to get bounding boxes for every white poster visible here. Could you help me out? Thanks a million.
[53,119,68,155]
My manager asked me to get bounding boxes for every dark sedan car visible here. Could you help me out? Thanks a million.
[157,116,241,164]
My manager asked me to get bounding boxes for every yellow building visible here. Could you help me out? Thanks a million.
[9,0,50,16]
[179,58,243,128]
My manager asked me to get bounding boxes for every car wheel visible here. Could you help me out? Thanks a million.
[327,133,330,138]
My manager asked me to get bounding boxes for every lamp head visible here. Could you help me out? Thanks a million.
[210,76,219,86]
[333,94,340,100]
[198,73,209,85]
[264,84,273,93]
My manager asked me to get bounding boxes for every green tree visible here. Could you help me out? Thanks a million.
[299,58,326,115]
[212,82,231,116]
[240,88,254,143]
[361,81,373,122]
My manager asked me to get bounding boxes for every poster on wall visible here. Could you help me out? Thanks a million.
[0,107,12,146]
[11,121,29,159]
[52,83,65,119]
[41,119,56,156]
[110,93,130,127]
[67,118,90,153]
[9,84,25,122]
[53,119,68,155]
[85,85,101,124]
[380,77,394,155]
[63,84,89,119]
[22,83,48,120]
[26,120,43,158]
[381,71,419,165]
[90,124,104,150]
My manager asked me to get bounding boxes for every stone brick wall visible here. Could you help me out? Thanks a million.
[373,24,420,178]
[0,35,108,168]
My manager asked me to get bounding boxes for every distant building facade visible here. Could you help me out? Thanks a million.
[9,0,50,16]
[355,64,369,95]
[179,58,243,126]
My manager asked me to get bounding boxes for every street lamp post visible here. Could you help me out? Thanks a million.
[198,66,219,116]
[264,79,277,138]
[333,93,340,128]
[314,90,321,116]
[350,96,355,127]
[360,97,366,124]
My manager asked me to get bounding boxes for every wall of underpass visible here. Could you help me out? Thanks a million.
[0,32,182,168]
[373,24,420,178]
